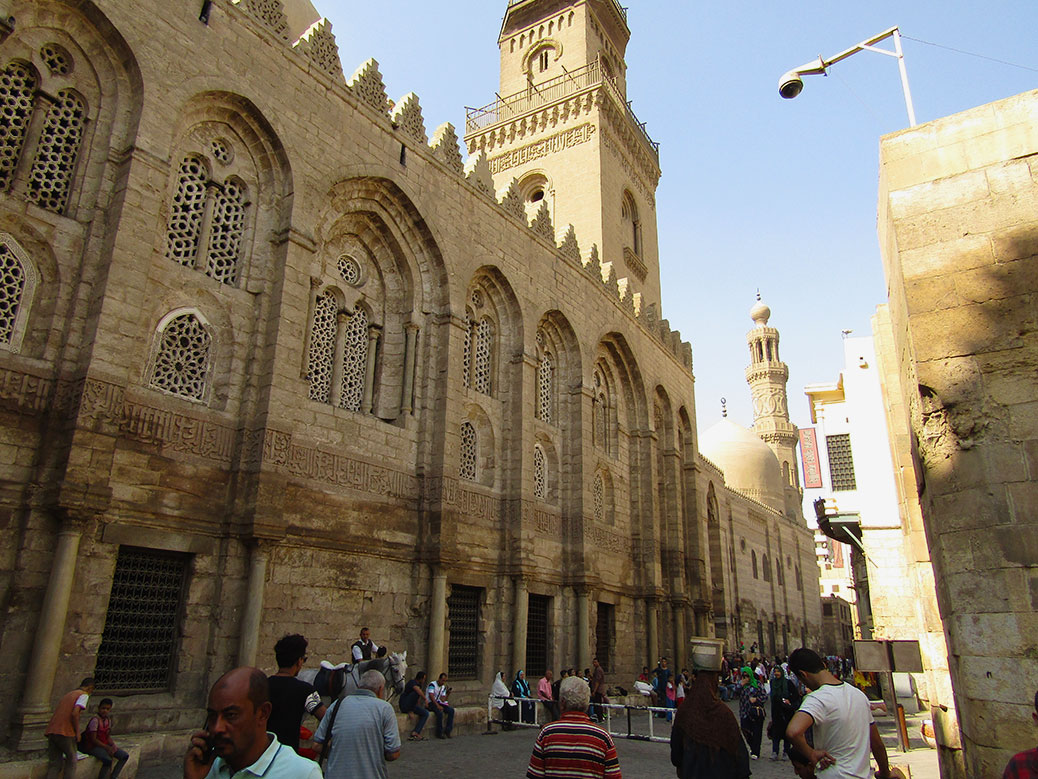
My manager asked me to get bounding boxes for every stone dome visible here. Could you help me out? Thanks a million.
[284,0,321,40]
[750,295,771,327]
[699,417,785,511]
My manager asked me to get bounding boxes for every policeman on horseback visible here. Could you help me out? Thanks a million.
[351,627,387,661]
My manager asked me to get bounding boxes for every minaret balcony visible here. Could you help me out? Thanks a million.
[465,57,659,161]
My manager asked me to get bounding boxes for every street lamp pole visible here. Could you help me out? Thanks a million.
[778,26,917,127]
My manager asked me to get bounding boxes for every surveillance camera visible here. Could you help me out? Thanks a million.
[778,70,804,99]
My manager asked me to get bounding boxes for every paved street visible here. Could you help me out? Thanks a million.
[138,702,939,779]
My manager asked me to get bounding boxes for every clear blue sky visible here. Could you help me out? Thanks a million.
[319,0,1036,436]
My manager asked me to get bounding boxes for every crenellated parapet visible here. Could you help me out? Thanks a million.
[391,92,427,145]
[231,0,290,40]
[347,59,390,117]
[292,18,343,81]
[219,0,690,374]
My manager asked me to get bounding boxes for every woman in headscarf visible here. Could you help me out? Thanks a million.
[738,666,768,759]
[768,663,801,760]
[491,671,517,729]
[670,671,750,778]
[512,669,534,723]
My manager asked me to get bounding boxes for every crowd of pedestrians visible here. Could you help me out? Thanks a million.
[37,636,1038,779]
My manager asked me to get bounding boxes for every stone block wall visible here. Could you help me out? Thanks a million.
[878,88,1038,778]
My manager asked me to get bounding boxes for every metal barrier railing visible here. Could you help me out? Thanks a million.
[487,695,675,743]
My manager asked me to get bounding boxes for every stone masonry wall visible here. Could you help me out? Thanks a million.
[878,88,1038,778]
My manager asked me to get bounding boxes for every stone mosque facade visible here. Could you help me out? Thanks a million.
[0,0,820,746]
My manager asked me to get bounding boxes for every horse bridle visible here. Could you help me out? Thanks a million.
[384,657,404,701]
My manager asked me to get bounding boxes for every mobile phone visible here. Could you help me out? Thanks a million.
[201,716,216,761]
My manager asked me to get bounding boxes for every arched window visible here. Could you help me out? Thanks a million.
[165,154,249,285]
[340,307,368,413]
[150,312,212,402]
[166,156,209,267]
[460,422,477,482]
[204,177,247,285]
[533,444,546,500]
[763,554,772,582]
[0,235,38,353]
[462,311,473,389]
[306,293,375,413]
[0,61,37,191]
[621,190,642,256]
[26,89,87,212]
[473,317,494,396]
[537,349,554,424]
[593,472,604,521]
[592,367,611,455]
[751,550,758,579]
[307,291,337,403]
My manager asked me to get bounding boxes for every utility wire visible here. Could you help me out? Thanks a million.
[901,34,1038,74]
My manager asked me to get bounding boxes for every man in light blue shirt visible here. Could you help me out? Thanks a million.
[314,670,400,779]
[184,667,322,779]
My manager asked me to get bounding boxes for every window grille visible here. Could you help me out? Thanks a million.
[94,546,189,693]
[165,153,247,286]
[40,44,72,76]
[26,90,86,213]
[592,472,604,521]
[826,433,857,491]
[447,585,480,679]
[459,422,477,482]
[461,315,473,389]
[150,313,211,401]
[473,318,493,396]
[337,254,361,286]
[594,394,608,451]
[533,445,546,500]
[595,602,613,668]
[526,594,549,677]
[210,138,232,166]
[0,62,36,191]
[204,179,245,285]
[307,292,337,403]
[340,307,367,412]
[166,156,208,266]
[537,350,554,423]
[0,243,26,346]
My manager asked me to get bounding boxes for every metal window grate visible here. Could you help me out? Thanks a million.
[526,594,549,677]
[595,603,613,668]
[94,546,189,693]
[826,433,857,491]
[448,585,481,680]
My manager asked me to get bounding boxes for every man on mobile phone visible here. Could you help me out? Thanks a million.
[184,667,322,779]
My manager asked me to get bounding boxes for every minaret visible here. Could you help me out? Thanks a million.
[464,0,663,310]
[745,294,802,513]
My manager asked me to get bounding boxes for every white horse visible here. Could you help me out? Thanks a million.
[300,651,408,701]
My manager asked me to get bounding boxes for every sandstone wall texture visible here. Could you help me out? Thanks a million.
[878,89,1038,778]
[0,0,820,745]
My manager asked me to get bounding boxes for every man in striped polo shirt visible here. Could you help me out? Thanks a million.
[527,676,622,779]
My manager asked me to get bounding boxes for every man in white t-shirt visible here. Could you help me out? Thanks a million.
[786,648,892,779]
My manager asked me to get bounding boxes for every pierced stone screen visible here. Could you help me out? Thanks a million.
[0,243,26,346]
[94,547,189,693]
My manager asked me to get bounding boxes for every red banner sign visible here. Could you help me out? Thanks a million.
[800,428,823,489]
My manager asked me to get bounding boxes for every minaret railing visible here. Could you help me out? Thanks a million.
[465,57,659,159]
